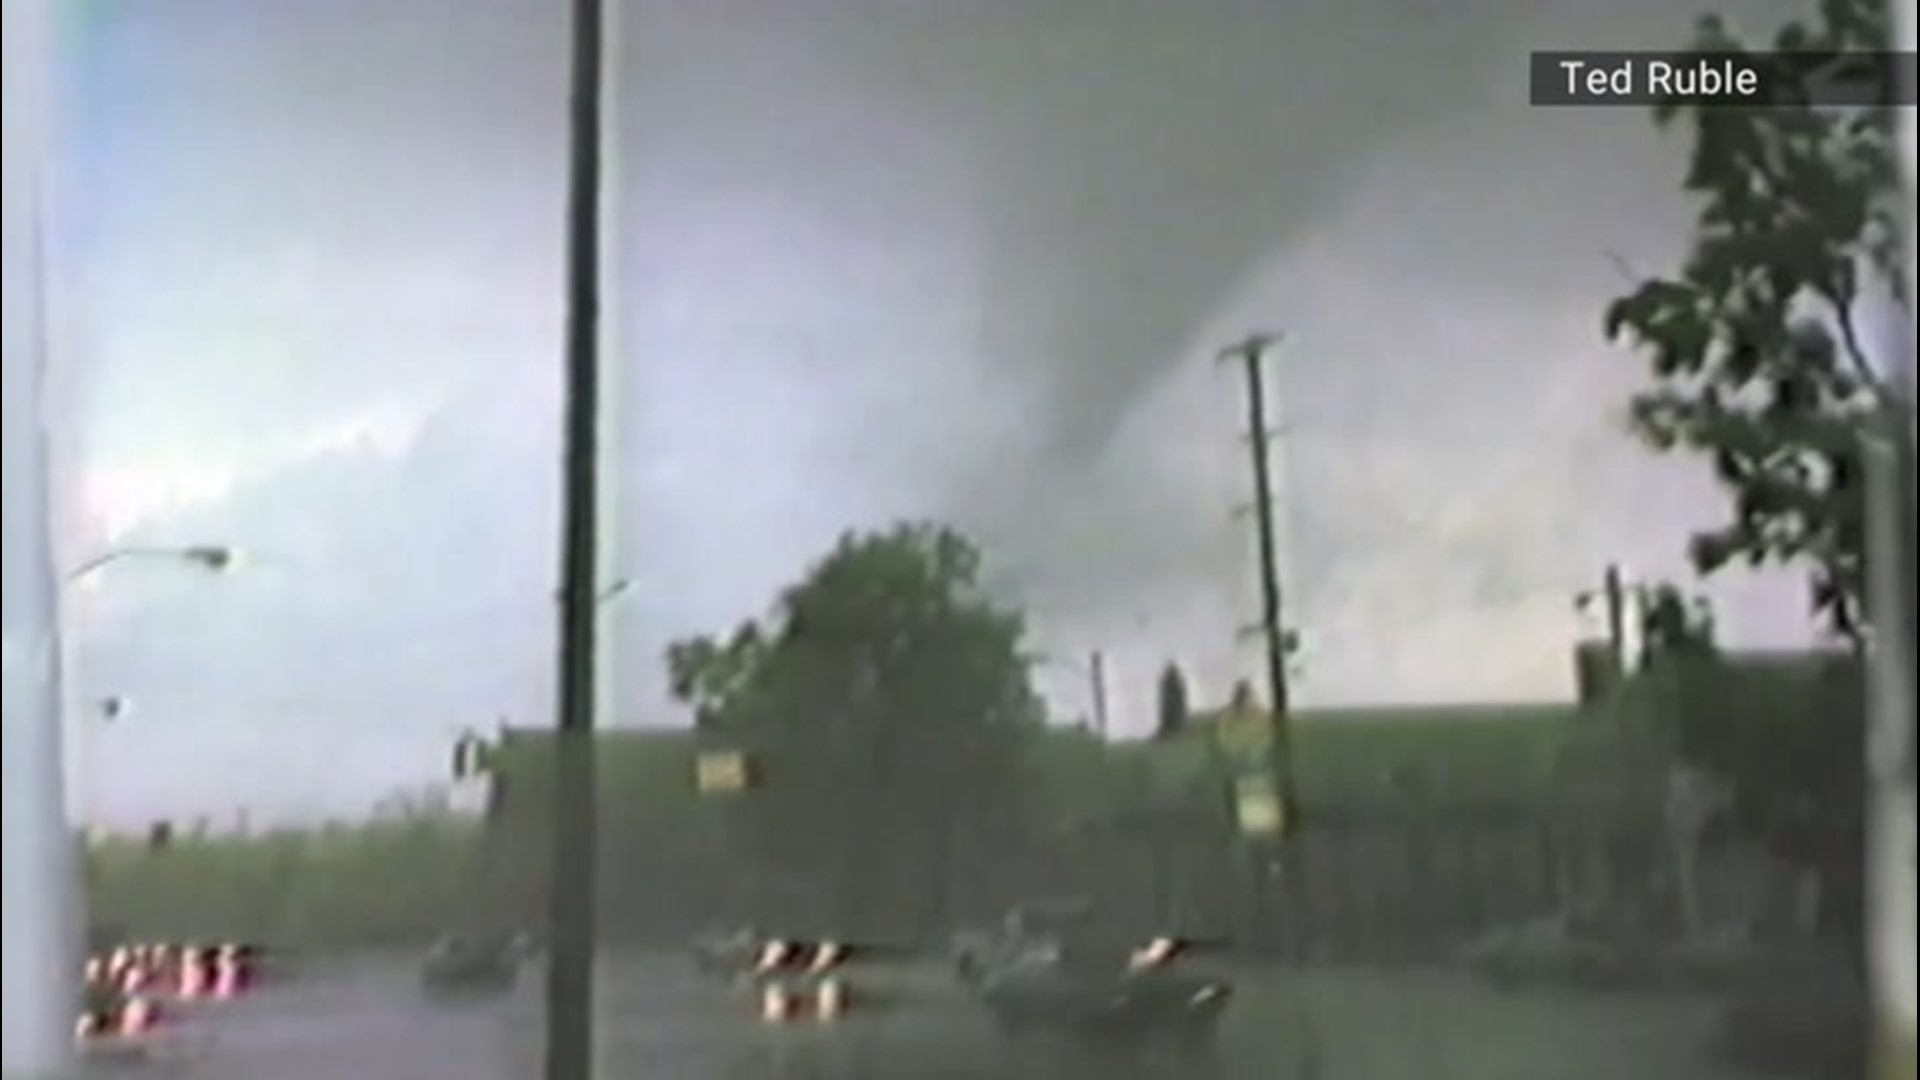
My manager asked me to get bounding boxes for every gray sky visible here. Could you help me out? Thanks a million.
[35,0,1847,827]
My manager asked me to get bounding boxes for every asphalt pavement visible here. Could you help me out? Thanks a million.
[101,953,1053,1080]
[96,953,1743,1080]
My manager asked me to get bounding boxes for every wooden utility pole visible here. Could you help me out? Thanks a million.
[547,0,604,1077]
[1219,332,1297,829]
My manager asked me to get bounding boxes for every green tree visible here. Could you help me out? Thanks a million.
[1604,0,1911,644]
[1605,0,1911,957]
[1641,599,1867,952]
[1635,581,1719,664]
[664,522,1041,938]
[1154,661,1191,739]
[665,623,769,730]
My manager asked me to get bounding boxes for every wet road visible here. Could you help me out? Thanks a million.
[116,953,1051,1080]
[110,953,1745,1080]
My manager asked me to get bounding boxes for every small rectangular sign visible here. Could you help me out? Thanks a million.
[1234,775,1285,837]
[695,750,750,794]
[1530,50,1917,107]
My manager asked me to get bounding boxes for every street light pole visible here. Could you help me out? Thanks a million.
[60,545,234,832]
[546,0,605,1076]
[1871,10,1916,1070]
[64,545,234,583]
[2,0,79,1069]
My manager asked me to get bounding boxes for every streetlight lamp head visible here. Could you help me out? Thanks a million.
[65,543,239,583]
[183,546,235,572]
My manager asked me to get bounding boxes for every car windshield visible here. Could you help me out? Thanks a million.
[2,1,1914,1079]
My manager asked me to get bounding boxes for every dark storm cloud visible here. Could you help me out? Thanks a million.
[52,0,1826,821]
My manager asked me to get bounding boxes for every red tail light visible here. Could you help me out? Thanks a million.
[118,998,154,1035]
[84,940,262,1002]
[76,998,165,1043]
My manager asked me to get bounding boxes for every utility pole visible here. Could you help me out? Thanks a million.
[1574,562,1635,698]
[546,0,604,1077]
[1088,649,1110,738]
[1601,562,1627,673]
[1219,332,1297,829]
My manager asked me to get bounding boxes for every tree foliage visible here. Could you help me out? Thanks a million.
[1154,661,1191,739]
[1604,0,1912,644]
[1635,581,1720,664]
[663,522,1041,933]
[1635,583,1865,942]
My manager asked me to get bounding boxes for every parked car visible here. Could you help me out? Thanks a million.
[419,931,536,999]
[691,923,919,1023]
[953,899,1235,1059]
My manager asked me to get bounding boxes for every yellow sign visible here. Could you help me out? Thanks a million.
[1233,775,1285,836]
[695,750,750,794]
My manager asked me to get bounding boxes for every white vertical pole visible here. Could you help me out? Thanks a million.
[595,0,622,737]
[1900,4,1916,305]
[1899,10,1916,306]
[1872,4,1917,1068]
[2,0,82,1075]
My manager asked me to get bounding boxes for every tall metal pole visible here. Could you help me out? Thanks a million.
[1871,4,1916,1070]
[545,0,604,1076]
[1220,333,1297,828]
[3,0,82,1072]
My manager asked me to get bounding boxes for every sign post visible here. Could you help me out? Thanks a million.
[1215,697,1288,839]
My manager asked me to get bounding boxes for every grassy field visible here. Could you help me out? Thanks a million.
[94,705,1585,950]
[87,814,481,950]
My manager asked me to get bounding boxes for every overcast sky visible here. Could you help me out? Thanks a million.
[16,0,1869,827]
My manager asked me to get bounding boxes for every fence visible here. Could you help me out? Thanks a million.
[1230,800,1624,961]
[486,791,1633,961]
[949,798,1630,963]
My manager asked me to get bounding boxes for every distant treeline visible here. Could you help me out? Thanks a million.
[88,812,480,952]
[91,657,1859,956]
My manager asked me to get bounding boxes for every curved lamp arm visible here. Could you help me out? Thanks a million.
[65,545,234,583]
